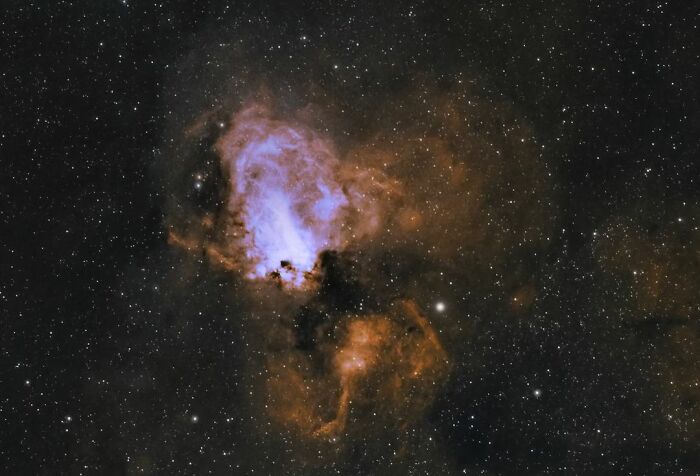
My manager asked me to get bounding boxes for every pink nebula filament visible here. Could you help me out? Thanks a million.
[217,106,349,287]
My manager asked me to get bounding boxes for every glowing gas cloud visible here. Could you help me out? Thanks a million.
[215,105,367,287]
[162,83,558,458]
[265,300,450,439]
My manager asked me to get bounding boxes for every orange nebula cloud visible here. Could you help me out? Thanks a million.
[162,86,556,449]
[265,300,449,440]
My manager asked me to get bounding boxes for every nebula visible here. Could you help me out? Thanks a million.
[214,104,377,288]
[163,80,555,457]
[265,299,449,440]
[164,98,454,445]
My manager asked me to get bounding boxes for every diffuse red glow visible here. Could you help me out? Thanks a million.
[266,300,449,439]
[168,99,466,442]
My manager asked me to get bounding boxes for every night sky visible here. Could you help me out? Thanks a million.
[3,1,699,475]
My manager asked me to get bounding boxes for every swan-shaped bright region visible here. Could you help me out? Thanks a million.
[217,106,349,287]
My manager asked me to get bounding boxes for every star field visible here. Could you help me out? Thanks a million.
[2,1,698,475]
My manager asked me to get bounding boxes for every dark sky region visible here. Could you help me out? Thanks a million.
[2,1,699,475]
